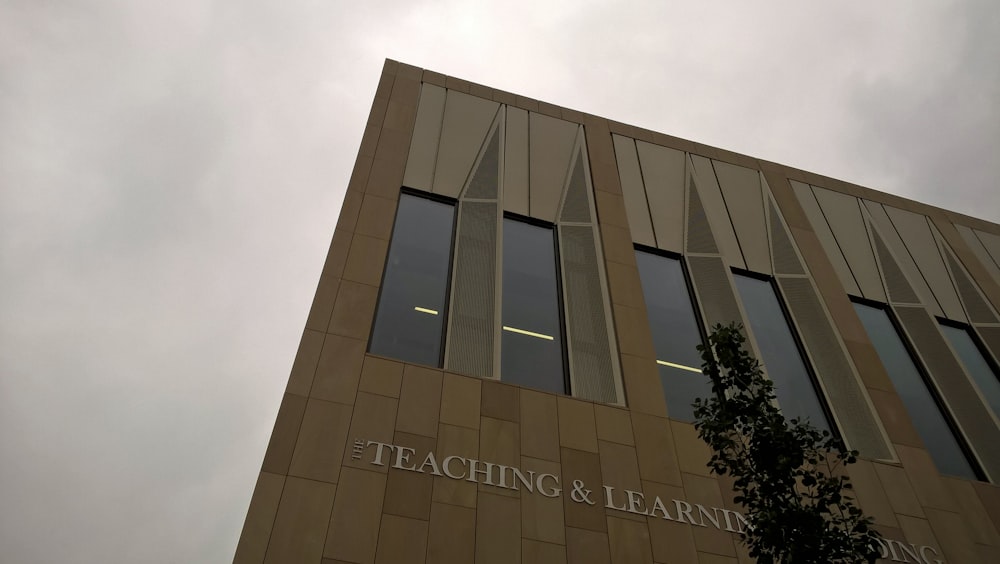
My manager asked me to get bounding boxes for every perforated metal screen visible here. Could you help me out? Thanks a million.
[778,277,893,460]
[446,201,498,378]
[560,224,617,403]
[894,305,1000,480]
[464,127,500,200]
[685,255,743,331]
[769,200,805,275]
[686,178,719,254]
[871,228,921,305]
[944,250,998,324]
[560,156,591,224]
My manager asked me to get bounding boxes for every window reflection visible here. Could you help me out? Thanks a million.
[940,323,1000,419]
[500,218,565,393]
[733,274,832,431]
[369,193,455,367]
[853,303,978,479]
[634,250,710,422]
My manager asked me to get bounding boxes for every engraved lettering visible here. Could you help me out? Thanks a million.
[875,539,890,560]
[603,486,627,511]
[366,440,394,466]
[884,539,902,561]
[896,541,920,562]
[495,465,511,488]
[719,509,739,532]
[354,437,938,561]
[417,451,443,476]
[733,511,752,533]
[673,499,702,526]
[570,480,594,505]
[392,446,417,471]
[696,504,721,529]
[626,490,649,515]
[510,467,535,492]
[467,459,498,486]
[649,496,673,520]
[443,455,466,479]
[536,473,561,497]
[918,545,942,564]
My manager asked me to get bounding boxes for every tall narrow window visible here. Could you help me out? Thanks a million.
[500,217,566,394]
[940,322,1000,419]
[369,193,455,367]
[635,250,710,422]
[853,303,979,479]
[733,274,832,431]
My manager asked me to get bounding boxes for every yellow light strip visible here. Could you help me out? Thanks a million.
[656,359,702,373]
[502,326,554,341]
[414,307,439,315]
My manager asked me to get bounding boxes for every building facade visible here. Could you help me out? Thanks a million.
[233,60,1000,563]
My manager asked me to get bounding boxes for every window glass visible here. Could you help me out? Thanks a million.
[733,274,831,431]
[500,218,565,393]
[853,303,978,479]
[635,250,710,421]
[940,323,1000,419]
[369,193,455,366]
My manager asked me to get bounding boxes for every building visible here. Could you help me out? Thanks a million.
[232,60,1000,563]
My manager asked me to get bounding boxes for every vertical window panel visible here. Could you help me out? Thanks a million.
[853,303,978,479]
[369,193,455,366]
[733,274,832,431]
[500,218,566,393]
[940,323,1000,419]
[635,250,710,421]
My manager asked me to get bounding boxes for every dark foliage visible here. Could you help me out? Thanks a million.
[692,323,882,563]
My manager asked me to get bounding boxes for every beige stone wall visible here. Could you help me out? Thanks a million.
[233,60,1000,563]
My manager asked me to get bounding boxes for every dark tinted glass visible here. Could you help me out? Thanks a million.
[500,218,565,393]
[733,275,831,430]
[369,194,455,366]
[940,323,1000,419]
[854,303,977,479]
[635,250,710,421]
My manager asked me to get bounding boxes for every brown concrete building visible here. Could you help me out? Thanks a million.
[233,60,1000,563]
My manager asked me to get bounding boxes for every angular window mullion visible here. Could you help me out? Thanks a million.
[939,321,1000,420]
[853,301,980,480]
[732,272,833,431]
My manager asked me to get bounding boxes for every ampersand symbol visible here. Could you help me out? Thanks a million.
[570,480,594,505]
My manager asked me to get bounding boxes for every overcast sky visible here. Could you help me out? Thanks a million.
[1,1,998,562]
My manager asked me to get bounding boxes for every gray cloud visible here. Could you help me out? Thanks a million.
[1,1,997,562]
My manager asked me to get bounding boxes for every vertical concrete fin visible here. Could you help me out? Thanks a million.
[432,90,499,197]
[636,140,685,253]
[811,187,886,302]
[689,155,745,268]
[503,106,529,216]
[884,206,966,321]
[403,83,446,191]
[529,112,578,221]
[612,134,655,247]
[714,160,770,273]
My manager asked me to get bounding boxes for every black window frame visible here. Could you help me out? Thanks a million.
[500,210,571,395]
[937,316,1000,420]
[937,316,1000,380]
[367,187,459,368]
[851,296,986,481]
[633,243,713,420]
[731,267,840,437]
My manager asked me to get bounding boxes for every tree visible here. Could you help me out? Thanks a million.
[692,323,882,563]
